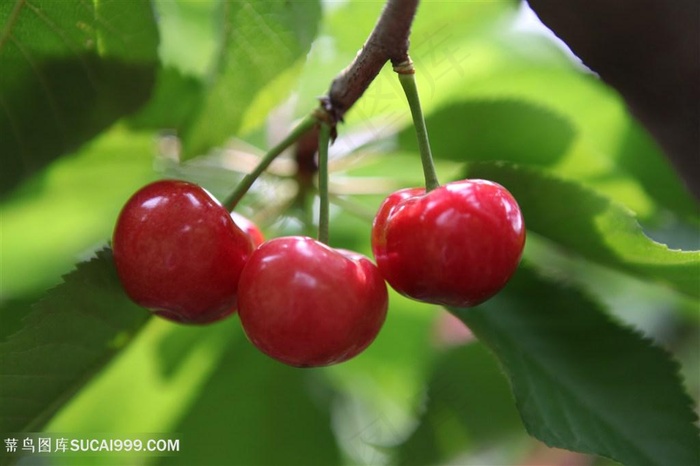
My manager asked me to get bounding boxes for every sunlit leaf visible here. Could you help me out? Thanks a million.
[0,248,150,433]
[0,127,157,298]
[292,0,519,129]
[452,266,700,466]
[0,0,158,196]
[45,319,235,466]
[467,162,700,298]
[443,67,697,218]
[158,325,342,466]
[180,0,322,159]
[154,0,219,77]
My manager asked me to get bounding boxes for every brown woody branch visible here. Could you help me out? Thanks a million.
[321,0,419,124]
[293,0,418,184]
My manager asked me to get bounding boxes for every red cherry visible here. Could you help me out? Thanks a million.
[113,180,254,324]
[372,179,525,307]
[237,236,388,367]
[231,212,265,247]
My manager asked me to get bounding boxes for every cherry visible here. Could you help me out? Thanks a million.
[231,212,265,247]
[112,180,254,324]
[372,179,525,308]
[237,236,388,367]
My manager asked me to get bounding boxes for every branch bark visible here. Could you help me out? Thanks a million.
[322,0,419,123]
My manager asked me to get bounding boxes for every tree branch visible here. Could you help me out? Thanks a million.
[322,0,419,123]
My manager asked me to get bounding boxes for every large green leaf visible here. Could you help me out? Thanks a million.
[43,319,237,466]
[452,266,700,466]
[179,0,321,159]
[399,99,576,167]
[396,343,524,465]
[442,67,697,219]
[0,127,157,299]
[0,248,150,434]
[158,325,342,466]
[127,66,205,131]
[0,0,158,196]
[466,162,700,298]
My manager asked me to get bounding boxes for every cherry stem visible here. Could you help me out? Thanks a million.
[224,113,318,210]
[317,122,332,245]
[396,59,440,192]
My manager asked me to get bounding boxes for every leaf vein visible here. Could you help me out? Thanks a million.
[0,0,25,52]
[23,0,99,90]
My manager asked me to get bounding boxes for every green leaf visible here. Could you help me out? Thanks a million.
[127,66,205,130]
[0,248,150,433]
[154,0,219,78]
[451,266,700,466]
[180,0,322,159]
[0,0,158,197]
[45,320,237,465]
[0,127,157,299]
[466,162,700,298]
[442,66,697,218]
[396,343,524,466]
[399,99,576,167]
[126,0,215,132]
[324,292,439,466]
[157,325,342,466]
[615,121,699,221]
[0,295,40,343]
[294,0,518,129]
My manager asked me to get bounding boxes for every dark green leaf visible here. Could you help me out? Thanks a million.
[180,0,322,158]
[452,266,700,466]
[0,295,40,343]
[467,162,700,298]
[0,248,150,433]
[158,325,342,466]
[0,0,158,196]
[396,344,523,466]
[400,99,575,167]
[127,66,204,130]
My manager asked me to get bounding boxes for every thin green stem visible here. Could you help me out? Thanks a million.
[317,122,332,245]
[224,113,318,210]
[397,63,440,191]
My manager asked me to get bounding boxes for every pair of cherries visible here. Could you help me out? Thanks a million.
[112,178,525,367]
[112,180,387,367]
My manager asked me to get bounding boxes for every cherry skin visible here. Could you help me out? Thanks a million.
[372,179,525,308]
[113,180,254,324]
[231,212,265,247]
[237,236,388,367]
